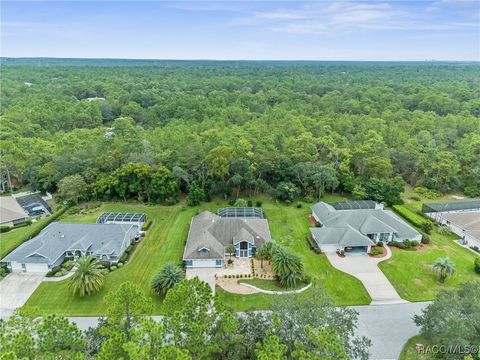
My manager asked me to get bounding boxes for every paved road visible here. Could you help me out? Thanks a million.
[0,272,44,316]
[327,247,407,305]
[66,301,429,360]
[350,302,428,360]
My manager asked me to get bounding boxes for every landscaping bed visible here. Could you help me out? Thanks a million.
[239,278,308,292]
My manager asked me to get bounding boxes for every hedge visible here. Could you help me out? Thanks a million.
[141,218,152,231]
[305,236,321,254]
[393,205,426,228]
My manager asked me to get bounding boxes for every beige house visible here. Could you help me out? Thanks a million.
[0,196,29,227]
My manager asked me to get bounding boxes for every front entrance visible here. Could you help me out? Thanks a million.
[239,241,249,257]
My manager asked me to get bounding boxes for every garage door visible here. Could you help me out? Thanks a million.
[345,246,368,253]
[191,259,217,268]
[320,244,338,253]
[24,263,49,273]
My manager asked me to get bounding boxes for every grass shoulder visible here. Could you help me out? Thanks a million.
[399,335,434,360]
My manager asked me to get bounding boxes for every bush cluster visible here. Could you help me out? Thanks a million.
[305,236,321,254]
[475,258,480,275]
[370,247,384,256]
[141,218,152,231]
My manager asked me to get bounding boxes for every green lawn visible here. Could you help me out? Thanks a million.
[399,335,433,360]
[26,195,371,315]
[0,217,52,259]
[379,202,480,302]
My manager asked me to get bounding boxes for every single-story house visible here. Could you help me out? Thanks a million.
[0,196,29,227]
[1,222,139,273]
[183,210,272,268]
[310,202,421,254]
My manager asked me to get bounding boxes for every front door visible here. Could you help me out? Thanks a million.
[239,241,249,257]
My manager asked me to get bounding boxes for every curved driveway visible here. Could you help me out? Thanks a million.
[326,246,407,304]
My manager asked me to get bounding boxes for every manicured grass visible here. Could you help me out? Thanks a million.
[26,195,371,315]
[399,335,433,360]
[380,202,480,302]
[239,278,307,291]
[0,217,52,259]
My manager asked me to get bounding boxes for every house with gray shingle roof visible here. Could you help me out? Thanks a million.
[183,210,271,268]
[0,196,29,227]
[1,222,138,273]
[310,202,421,254]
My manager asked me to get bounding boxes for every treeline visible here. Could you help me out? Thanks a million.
[0,279,371,360]
[1,61,479,203]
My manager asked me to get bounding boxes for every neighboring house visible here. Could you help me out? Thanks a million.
[310,202,421,254]
[183,209,272,268]
[1,222,138,273]
[0,196,29,227]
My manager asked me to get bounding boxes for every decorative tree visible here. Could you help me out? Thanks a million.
[151,263,185,295]
[432,257,456,283]
[225,244,236,261]
[69,255,106,297]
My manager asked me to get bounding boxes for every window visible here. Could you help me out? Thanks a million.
[185,260,193,267]
[198,247,210,253]
[379,233,390,241]
[215,260,222,267]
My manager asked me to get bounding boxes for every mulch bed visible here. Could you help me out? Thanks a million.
[307,214,317,226]
[368,246,388,258]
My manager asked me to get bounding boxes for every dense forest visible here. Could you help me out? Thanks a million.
[1,59,479,205]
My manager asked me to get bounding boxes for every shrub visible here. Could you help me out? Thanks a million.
[421,234,431,244]
[117,262,123,268]
[471,246,480,253]
[46,271,54,277]
[0,226,11,233]
[141,218,152,231]
[110,266,117,271]
[255,200,262,207]
[370,247,384,256]
[61,260,75,271]
[420,221,434,234]
[227,259,233,265]
[296,203,302,208]
[410,240,419,247]
[247,200,253,207]
[475,258,480,274]
[403,239,412,249]
[306,236,321,254]
[377,241,384,247]
[25,219,33,225]
[315,221,321,228]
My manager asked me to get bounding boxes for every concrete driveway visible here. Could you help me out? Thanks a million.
[326,247,407,304]
[0,272,45,316]
[186,268,217,293]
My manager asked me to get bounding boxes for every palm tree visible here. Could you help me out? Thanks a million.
[256,244,269,269]
[69,255,106,297]
[271,247,304,288]
[225,244,236,260]
[151,263,185,295]
[433,257,456,283]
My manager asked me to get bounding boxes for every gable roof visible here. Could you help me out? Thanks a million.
[311,202,421,244]
[1,222,137,265]
[183,211,272,260]
[310,226,375,247]
[0,196,29,224]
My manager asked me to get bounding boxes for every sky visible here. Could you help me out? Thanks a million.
[1,0,479,61]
